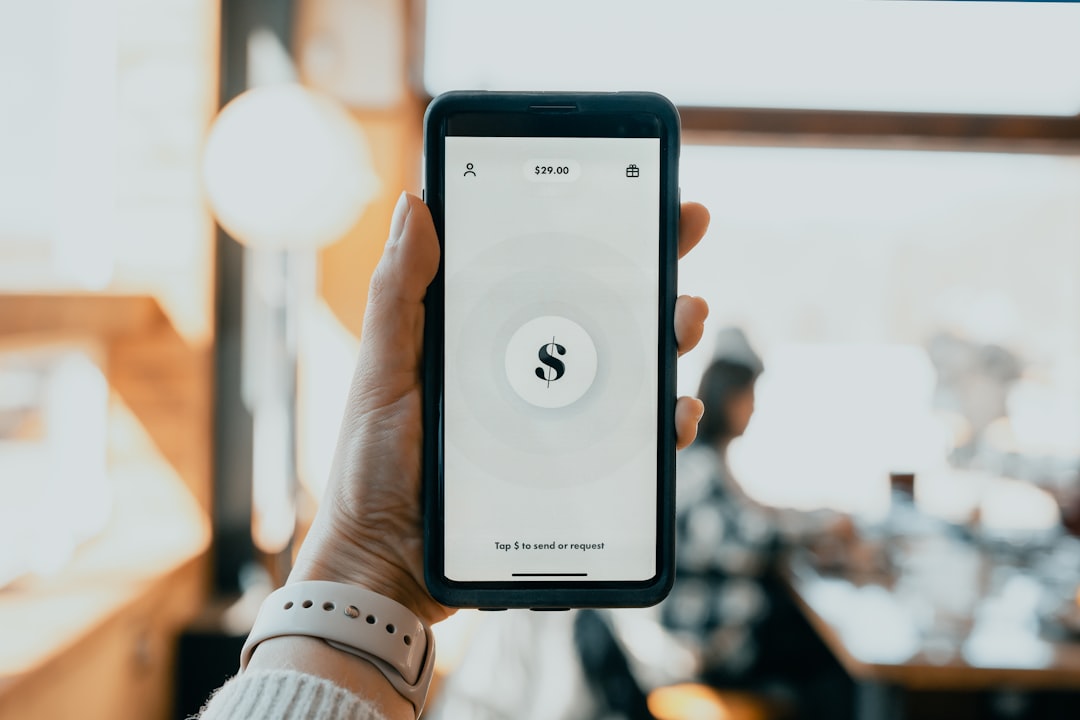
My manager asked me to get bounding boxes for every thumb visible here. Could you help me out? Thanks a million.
[367,192,440,313]
[355,192,440,402]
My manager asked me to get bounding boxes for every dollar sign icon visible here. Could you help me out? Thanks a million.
[535,336,566,387]
[507,317,596,408]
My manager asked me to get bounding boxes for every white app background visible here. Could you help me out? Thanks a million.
[444,136,660,582]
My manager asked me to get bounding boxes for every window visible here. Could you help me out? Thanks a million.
[424,1,1080,116]
[0,0,215,588]
[680,144,1080,515]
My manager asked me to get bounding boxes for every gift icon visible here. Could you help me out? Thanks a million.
[625,164,640,178]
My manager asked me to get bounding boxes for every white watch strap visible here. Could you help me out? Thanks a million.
[240,581,435,716]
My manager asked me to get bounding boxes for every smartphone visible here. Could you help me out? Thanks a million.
[422,91,680,608]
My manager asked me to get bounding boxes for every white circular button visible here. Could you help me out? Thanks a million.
[504,315,598,409]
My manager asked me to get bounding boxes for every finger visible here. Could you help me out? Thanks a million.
[678,202,710,260]
[675,295,709,357]
[355,193,440,397]
[675,396,705,450]
[367,192,440,313]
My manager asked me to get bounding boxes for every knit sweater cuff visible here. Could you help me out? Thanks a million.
[197,669,387,720]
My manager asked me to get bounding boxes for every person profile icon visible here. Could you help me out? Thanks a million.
[464,162,477,177]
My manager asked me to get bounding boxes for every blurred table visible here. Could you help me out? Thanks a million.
[782,532,1080,720]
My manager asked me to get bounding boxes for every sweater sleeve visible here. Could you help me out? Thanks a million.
[197,669,389,720]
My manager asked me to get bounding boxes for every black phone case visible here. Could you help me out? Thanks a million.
[421,91,680,608]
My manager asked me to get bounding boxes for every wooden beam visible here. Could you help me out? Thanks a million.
[679,107,1080,143]
[0,293,213,514]
[0,294,166,339]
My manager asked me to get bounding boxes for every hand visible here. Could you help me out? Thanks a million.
[290,193,711,626]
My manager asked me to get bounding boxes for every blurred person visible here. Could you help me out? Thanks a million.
[197,193,713,720]
[660,328,852,715]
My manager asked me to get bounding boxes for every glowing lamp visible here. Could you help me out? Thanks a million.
[202,84,377,249]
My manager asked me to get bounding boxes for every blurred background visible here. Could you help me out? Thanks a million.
[1,1,1079,719]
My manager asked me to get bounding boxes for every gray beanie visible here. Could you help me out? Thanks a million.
[711,327,764,376]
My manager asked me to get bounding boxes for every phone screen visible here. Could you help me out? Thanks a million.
[442,135,661,583]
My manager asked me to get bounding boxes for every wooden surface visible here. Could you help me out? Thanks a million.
[783,550,1080,691]
[0,460,210,719]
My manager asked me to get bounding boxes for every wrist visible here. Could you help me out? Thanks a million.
[288,551,432,623]
[290,516,446,626]
[241,581,435,716]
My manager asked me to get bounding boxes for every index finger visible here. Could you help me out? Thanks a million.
[679,202,710,259]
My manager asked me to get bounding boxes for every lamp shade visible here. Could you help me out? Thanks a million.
[202,84,377,249]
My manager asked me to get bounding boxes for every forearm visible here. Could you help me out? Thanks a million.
[199,664,392,720]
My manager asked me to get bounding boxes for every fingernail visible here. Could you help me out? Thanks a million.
[387,192,411,246]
